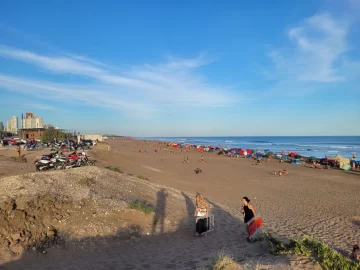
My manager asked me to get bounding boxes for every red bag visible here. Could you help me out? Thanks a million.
[247,217,263,237]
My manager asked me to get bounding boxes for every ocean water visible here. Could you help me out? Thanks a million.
[142,136,360,158]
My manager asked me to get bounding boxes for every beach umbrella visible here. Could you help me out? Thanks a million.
[246,149,251,153]
[289,152,295,157]
[282,150,287,155]
[239,149,245,155]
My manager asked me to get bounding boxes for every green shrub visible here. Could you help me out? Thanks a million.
[129,200,154,214]
[266,234,360,270]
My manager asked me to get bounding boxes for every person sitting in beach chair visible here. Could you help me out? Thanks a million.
[194,193,213,236]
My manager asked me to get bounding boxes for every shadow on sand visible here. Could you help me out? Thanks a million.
[0,193,290,270]
[151,188,168,235]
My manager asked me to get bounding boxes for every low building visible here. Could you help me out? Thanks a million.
[80,133,103,141]
[19,128,46,140]
[44,124,54,129]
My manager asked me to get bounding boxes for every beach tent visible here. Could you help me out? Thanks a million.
[327,154,350,167]
[289,152,296,157]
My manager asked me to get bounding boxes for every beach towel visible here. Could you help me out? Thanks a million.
[247,217,263,238]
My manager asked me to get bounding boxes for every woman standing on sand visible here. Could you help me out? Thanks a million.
[242,197,256,239]
[242,197,255,223]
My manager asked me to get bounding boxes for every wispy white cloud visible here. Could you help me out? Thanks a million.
[268,13,355,86]
[0,46,242,115]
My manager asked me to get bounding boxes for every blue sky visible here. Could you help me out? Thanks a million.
[0,0,360,136]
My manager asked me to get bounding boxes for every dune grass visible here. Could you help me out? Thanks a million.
[136,174,149,181]
[129,200,154,215]
[106,166,123,173]
[266,234,360,270]
[79,177,95,186]
[208,250,236,270]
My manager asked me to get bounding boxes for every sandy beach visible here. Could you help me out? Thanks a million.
[0,138,359,269]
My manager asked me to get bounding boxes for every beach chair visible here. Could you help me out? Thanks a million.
[195,215,214,236]
[292,159,300,165]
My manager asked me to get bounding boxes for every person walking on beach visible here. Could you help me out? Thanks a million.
[241,197,256,240]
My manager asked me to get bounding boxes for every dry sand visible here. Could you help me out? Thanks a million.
[0,138,359,269]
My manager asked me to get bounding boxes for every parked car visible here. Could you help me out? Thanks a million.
[7,139,19,146]
[1,140,9,146]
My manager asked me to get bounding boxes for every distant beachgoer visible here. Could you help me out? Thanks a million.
[282,169,288,176]
[201,156,204,162]
[242,197,256,240]
[349,245,360,261]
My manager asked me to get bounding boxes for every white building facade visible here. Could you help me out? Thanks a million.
[6,116,18,133]
[23,116,44,129]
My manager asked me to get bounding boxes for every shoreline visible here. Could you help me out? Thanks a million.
[135,138,359,165]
